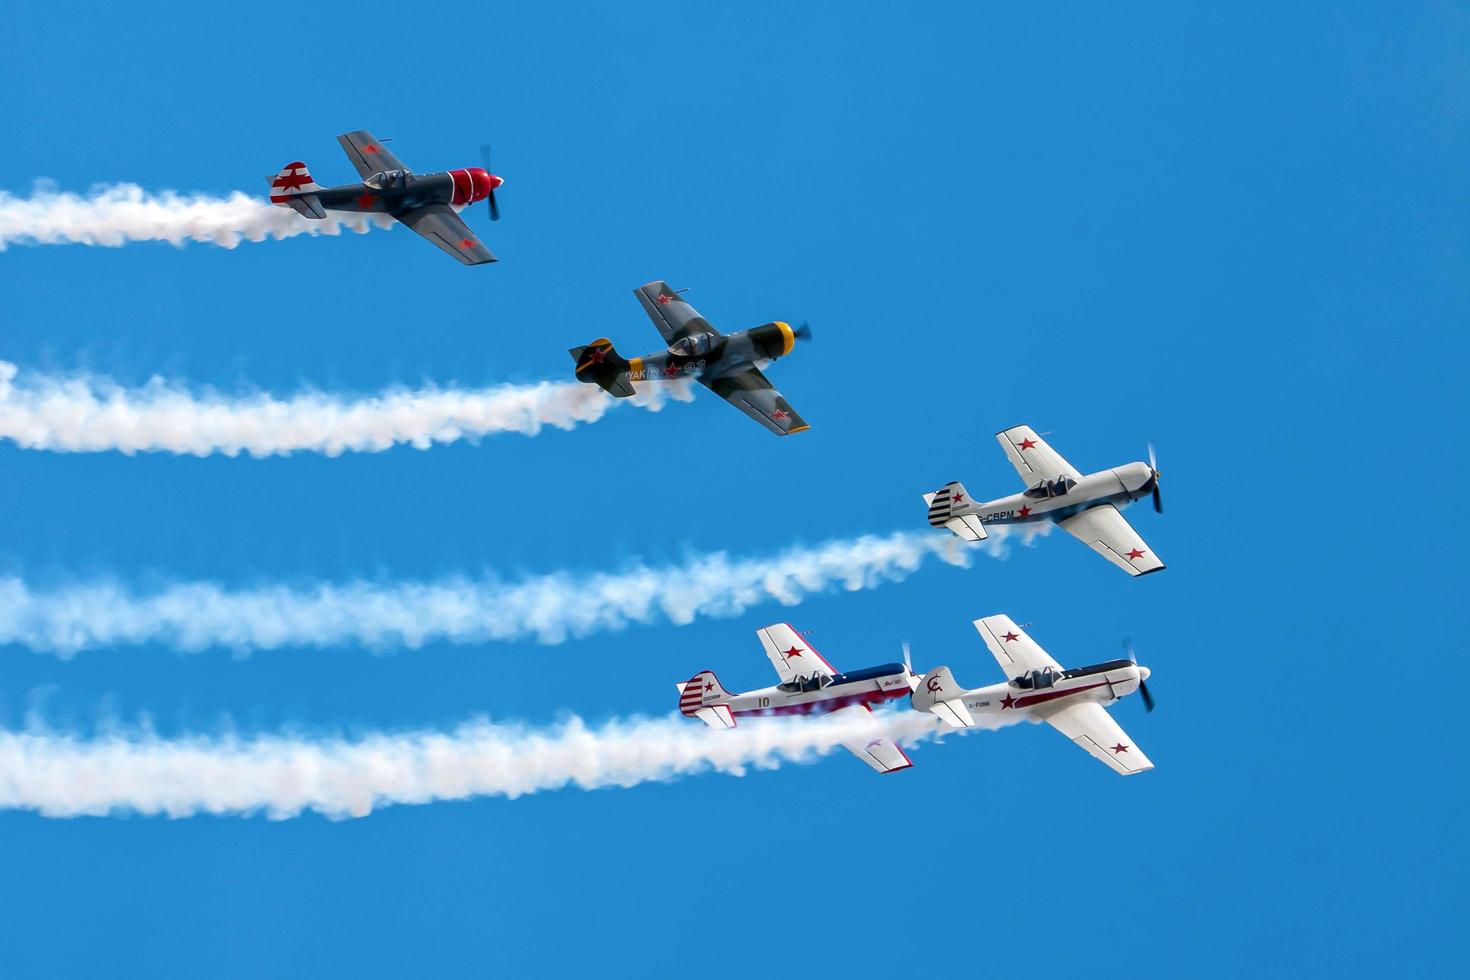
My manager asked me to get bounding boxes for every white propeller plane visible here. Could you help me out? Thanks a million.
[676,623,920,773]
[912,614,1156,775]
[924,424,1166,576]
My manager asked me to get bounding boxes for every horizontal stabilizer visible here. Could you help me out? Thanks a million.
[944,515,988,542]
[285,195,327,220]
[695,704,736,729]
[930,698,975,729]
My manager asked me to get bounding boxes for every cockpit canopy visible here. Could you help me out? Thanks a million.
[778,673,833,694]
[363,169,412,190]
[1023,476,1077,500]
[1011,666,1060,690]
[667,334,715,358]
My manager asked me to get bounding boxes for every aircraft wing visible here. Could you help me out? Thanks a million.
[1057,504,1165,576]
[702,368,809,436]
[337,130,410,179]
[396,205,497,266]
[996,425,1083,484]
[832,704,913,774]
[634,281,714,343]
[973,615,1062,682]
[755,623,836,683]
[1042,701,1154,775]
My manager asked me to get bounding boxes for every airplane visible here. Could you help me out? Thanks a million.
[676,622,919,773]
[570,281,812,436]
[924,424,1166,576]
[267,130,504,266]
[911,614,1156,775]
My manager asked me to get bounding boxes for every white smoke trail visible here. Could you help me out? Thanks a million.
[0,182,393,250]
[0,528,1042,657]
[0,360,692,457]
[0,709,1006,819]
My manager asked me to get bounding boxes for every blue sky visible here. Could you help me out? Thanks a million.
[1,1,1465,975]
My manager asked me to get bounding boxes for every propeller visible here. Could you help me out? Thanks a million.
[793,321,813,343]
[1147,442,1163,513]
[902,642,921,692]
[1124,639,1155,713]
[479,144,501,222]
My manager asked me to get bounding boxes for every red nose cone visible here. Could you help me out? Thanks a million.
[461,167,496,202]
[489,173,504,190]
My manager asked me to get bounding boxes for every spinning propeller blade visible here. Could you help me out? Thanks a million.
[1147,442,1163,513]
[1124,639,1156,713]
[480,144,500,222]
[793,321,813,342]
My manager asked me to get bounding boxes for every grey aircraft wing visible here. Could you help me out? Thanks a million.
[634,281,719,343]
[337,130,410,179]
[703,367,809,436]
[397,205,497,265]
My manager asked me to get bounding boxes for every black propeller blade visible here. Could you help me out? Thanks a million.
[1148,442,1163,513]
[480,144,500,222]
[793,321,813,342]
[1124,638,1156,713]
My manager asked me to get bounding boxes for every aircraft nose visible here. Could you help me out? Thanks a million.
[1138,665,1151,682]
[489,173,504,190]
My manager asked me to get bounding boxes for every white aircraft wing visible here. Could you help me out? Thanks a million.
[996,425,1083,484]
[1057,504,1166,576]
[1042,701,1154,775]
[754,623,837,683]
[831,704,913,774]
[974,615,1062,682]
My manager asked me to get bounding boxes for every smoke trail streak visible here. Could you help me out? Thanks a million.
[0,529,1040,657]
[0,709,1005,819]
[0,182,393,250]
[0,360,691,457]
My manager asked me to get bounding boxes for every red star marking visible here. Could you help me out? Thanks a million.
[656,294,674,305]
[273,171,312,190]
[772,409,789,420]
[1126,548,1146,560]
[952,491,965,504]
[363,144,380,154]
[1018,438,1038,450]
[1002,632,1019,642]
[1000,693,1016,709]
[586,346,607,364]
[1017,505,1032,518]
[784,646,804,659]
[704,681,714,693]
[663,362,682,377]
[458,237,477,249]
[355,192,376,208]
[1111,743,1129,754]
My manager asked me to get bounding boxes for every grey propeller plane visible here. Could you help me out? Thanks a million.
[570,281,812,436]
[924,425,1166,576]
[268,130,503,265]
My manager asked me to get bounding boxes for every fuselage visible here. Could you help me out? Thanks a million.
[313,167,497,216]
[961,462,1156,526]
[723,662,916,718]
[938,659,1148,720]
[626,321,798,383]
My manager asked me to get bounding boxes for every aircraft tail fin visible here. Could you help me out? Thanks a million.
[677,670,736,727]
[924,481,988,541]
[911,666,976,729]
[268,161,326,219]
[569,338,636,398]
